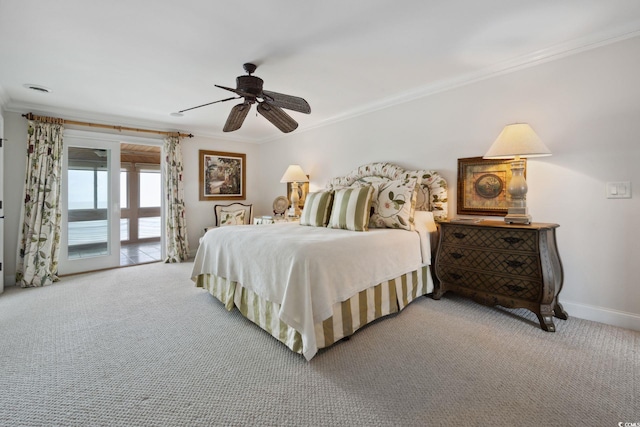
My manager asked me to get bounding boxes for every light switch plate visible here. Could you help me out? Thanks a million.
[606,181,631,199]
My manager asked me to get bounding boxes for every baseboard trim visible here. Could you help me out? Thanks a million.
[562,301,640,332]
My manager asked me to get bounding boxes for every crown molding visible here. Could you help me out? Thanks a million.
[263,23,640,143]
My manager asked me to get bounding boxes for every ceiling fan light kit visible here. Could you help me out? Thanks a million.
[178,63,310,133]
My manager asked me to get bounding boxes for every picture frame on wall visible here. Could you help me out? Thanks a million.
[286,176,310,209]
[199,150,246,201]
[457,156,526,216]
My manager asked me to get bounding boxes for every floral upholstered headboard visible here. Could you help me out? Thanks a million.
[326,162,448,221]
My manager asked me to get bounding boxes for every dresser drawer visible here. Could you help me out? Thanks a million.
[441,225,537,252]
[437,266,541,302]
[438,245,541,278]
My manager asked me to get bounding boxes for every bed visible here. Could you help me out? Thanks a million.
[191,162,448,360]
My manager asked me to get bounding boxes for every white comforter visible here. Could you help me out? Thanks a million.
[192,221,430,360]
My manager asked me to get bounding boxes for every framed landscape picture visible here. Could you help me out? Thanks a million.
[457,156,526,216]
[199,150,246,201]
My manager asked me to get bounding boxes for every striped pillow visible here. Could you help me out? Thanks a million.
[327,186,375,231]
[300,191,334,227]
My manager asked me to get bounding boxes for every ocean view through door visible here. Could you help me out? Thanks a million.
[59,133,163,275]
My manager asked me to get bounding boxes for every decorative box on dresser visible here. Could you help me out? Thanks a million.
[433,220,568,331]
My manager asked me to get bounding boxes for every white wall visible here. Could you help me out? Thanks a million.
[3,111,24,287]
[255,36,640,331]
[1,110,260,284]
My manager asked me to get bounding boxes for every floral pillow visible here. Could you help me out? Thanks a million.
[369,178,418,231]
[219,209,246,226]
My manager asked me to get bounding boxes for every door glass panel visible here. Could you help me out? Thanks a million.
[66,147,110,260]
[67,220,108,259]
[97,170,108,209]
[68,170,96,209]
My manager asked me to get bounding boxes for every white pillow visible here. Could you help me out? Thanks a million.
[369,178,418,231]
[219,209,246,226]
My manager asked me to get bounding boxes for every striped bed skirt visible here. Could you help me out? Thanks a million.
[194,265,433,357]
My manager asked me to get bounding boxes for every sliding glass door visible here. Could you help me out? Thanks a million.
[58,136,121,274]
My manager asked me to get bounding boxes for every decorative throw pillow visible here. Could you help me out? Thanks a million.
[327,186,374,231]
[219,209,246,226]
[300,191,334,227]
[369,178,418,231]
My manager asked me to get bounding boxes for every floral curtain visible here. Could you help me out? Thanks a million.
[162,135,190,262]
[16,120,64,287]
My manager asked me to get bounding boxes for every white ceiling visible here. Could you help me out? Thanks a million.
[2,1,640,143]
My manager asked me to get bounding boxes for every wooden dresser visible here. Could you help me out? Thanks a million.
[433,220,567,331]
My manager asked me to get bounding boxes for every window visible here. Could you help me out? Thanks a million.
[120,159,161,244]
[139,170,161,208]
[120,170,128,209]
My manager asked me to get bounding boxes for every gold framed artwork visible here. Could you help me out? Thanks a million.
[286,176,310,209]
[457,156,526,216]
[199,150,246,201]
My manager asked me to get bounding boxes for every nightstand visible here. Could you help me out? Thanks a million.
[433,220,567,331]
[253,216,297,225]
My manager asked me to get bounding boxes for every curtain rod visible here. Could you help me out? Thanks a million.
[22,113,194,139]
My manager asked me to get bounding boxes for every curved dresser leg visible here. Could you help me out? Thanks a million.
[554,301,569,320]
[536,308,556,332]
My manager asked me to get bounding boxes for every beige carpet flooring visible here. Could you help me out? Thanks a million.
[0,261,638,426]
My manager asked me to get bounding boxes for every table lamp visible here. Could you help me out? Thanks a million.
[483,123,551,224]
[280,164,309,217]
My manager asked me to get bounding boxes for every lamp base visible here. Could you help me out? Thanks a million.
[504,207,532,225]
[289,181,301,218]
[287,207,299,218]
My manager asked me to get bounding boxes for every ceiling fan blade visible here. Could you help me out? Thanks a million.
[262,90,311,114]
[223,103,251,132]
[178,96,240,113]
[257,102,298,133]
[215,84,255,99]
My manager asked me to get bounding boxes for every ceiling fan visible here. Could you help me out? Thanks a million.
[178,63,311,133]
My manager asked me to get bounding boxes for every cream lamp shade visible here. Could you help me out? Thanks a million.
[279,164,309,183]
[483,123,551,225]
[484,123,551,159]
[280,164,309,217]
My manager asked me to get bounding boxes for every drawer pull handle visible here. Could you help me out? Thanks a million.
[505,260,524,268]
[450,273,462,280]
[506,284,526,293]
[502,237,523,245]
[453,232,466,239]
[451,252,463,259]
